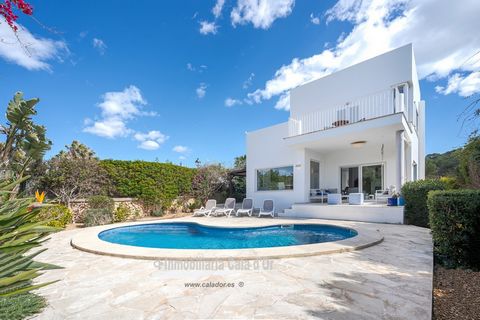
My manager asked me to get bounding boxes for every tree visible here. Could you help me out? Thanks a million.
[0,0,33,32]
[234,155,246,169]
[38,141,108,209]
[0,92,51,189]
[231,155,246,200]
[458,135,480,188]
[192,164,228,203]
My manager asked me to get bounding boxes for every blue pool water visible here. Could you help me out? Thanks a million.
[98,222,357,249]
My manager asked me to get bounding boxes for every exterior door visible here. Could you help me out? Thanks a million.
[362,164,384,197]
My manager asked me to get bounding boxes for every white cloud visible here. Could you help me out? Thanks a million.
[274,93,290,110]
[92,38,107,55]
[225,98,243,107]
[247,0,480,110]
[196,83,207,98]
[0,23,68,71]
[310,13,320,25]
[138,140,160,150]
[179,155,187,160]
[84,85,150,138]
[134,130,169,150]
[243,72,255,89]
[199,21,218,35]
[187,63,207,72]
[231,0,295,29]
[213,0,226,18]
[436,72,480,97]
[173,145,189,153]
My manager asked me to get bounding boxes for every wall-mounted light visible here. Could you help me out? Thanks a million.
[351,140,367,148]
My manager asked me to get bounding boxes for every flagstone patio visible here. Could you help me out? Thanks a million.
[33,217,433,319]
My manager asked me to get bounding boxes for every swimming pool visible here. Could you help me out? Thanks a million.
[98,222,358,249]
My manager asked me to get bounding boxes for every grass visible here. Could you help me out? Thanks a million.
[0,293,47,320]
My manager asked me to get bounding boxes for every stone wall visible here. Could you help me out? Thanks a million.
[70,198,146,223]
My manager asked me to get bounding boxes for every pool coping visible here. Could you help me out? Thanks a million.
[70,217,384,260]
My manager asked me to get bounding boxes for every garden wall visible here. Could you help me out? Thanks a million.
[70,198,146,223]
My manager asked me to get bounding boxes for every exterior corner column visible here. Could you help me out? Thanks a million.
[396,130,405,192]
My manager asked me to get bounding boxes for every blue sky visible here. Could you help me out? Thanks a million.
[0,0,479,167]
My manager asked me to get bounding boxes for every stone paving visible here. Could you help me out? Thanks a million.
[33,217,433,319]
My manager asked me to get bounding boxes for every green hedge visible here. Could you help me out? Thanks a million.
[100,160,195,210]
[401,179,447,227]
[428,190,480,269]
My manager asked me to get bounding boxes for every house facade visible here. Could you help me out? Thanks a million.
[246,44,425,215]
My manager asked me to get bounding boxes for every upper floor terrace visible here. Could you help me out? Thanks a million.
[287,83,420,138]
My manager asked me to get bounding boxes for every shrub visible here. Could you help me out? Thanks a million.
[151,209,164,217]
[37,204,72,228]
[458,136,480,188]
[439,176,459,190]
[113,203,130,222]
[192,164,228,203]
[428,189,480,269]
[87,195,115,213]
[0,177,59,298]
[0,293,46,320]
[100,160,195,209]
[401,179,447,227]
[83,208,113,227]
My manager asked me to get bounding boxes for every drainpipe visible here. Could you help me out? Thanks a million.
[396,130,405,192]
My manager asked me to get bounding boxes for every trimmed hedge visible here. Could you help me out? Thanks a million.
[100,160,195,210]
[428,189,480,269]
[401,179,447,227]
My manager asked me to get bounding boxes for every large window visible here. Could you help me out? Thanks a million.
[257,166,294,191]
[362,164,384,197]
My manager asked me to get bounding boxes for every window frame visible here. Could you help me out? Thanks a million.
[256,165,294,192]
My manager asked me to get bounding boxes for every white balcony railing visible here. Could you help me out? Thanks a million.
[288,87,407,137]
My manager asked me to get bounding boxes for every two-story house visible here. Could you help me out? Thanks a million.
[246,44,425,223]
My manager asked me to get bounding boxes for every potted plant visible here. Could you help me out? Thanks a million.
[397,193,405,206]
[387,192,399,206]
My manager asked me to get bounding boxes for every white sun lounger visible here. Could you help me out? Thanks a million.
[258,199,275,218]
[214,198,236,217]
[236,198,254,217]
[193,199,216,217]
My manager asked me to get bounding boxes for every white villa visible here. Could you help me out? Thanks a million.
[246,44,425,223]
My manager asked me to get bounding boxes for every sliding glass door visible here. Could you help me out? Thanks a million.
[362,164,384,197]
[340,164,384,197]
[340,167,359,193]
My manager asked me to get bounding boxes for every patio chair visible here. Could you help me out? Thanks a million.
[375,186,395,203]
[214,198,236,217]
[236,198,254,217]
[258,199,275,218]
[193,199,216,217]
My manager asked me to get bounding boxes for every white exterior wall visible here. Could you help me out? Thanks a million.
[321,143,397,191]
[245,44,426,216]
[246,123,307,212]
[290,44,415,117]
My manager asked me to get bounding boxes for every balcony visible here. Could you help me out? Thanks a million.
[288,87,411,137]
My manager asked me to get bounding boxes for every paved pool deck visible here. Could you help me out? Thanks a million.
[34,217,433,319]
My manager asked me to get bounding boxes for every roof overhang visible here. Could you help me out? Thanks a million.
[283,113,409,152]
